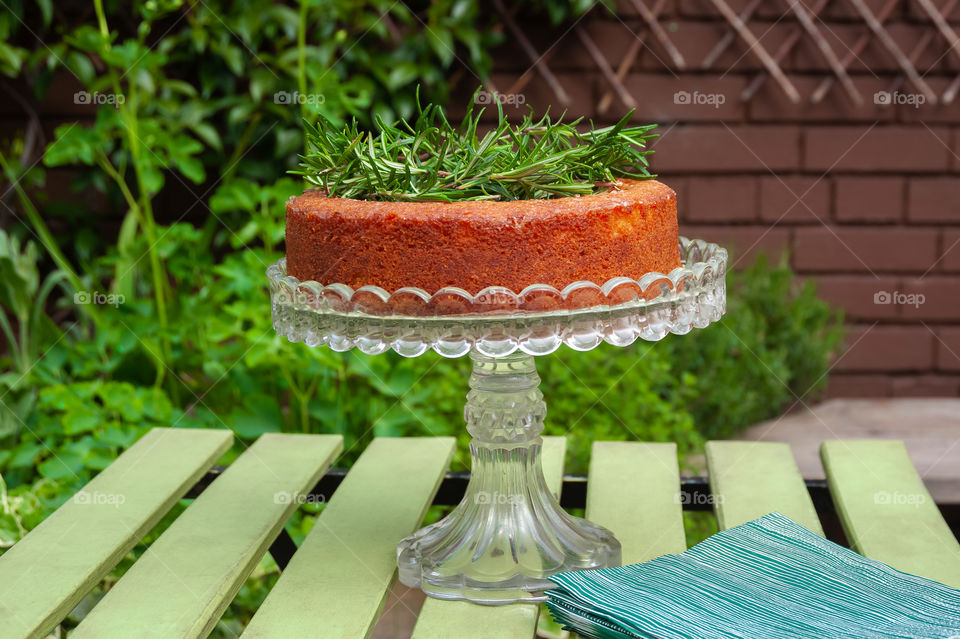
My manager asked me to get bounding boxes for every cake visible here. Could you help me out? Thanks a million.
[285,178,681,296]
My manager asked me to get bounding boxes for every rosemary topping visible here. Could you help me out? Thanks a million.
[294,88,657,202]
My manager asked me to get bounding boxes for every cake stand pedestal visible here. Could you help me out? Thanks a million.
[268,237,727,605]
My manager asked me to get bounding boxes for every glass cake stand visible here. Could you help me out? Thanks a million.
[267,237,727,605]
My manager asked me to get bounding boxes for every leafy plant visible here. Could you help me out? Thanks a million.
[297,91,657,201]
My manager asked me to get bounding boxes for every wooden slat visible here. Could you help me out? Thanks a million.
[587,441,686,564]
[70,433,343,639]
[706,441,823,534]
[0,427,232,639]
[409,436,567,639]
[821,440,960,588]
[240,437,456,639]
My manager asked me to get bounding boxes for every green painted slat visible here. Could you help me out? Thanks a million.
[409,436,567,639]
[71,433,342,639]
[587,441,686,565]
[821,440,960,588]
[240,437,456,639]
[0,427,232,639]
[706,441,823,534]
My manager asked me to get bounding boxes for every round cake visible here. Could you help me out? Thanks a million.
[285,178,681,295]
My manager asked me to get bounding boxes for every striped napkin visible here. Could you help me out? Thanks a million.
[546,512,960,639]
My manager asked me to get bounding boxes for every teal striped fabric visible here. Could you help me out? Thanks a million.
[546,512,960,639]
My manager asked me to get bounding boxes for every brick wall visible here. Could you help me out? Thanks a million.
[475,0,960,398]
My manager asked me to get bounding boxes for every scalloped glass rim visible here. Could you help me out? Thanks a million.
[269,236,727,357]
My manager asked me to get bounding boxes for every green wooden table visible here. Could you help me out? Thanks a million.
[1,429,958,639]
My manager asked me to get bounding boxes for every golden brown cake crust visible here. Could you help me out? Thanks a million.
[285,178,681,294]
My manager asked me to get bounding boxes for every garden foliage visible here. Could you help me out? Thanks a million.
[0,1,842,634]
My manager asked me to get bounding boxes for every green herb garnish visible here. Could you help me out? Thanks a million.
[294,89,658,202]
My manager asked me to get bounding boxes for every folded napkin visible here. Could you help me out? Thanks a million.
[546,512,960,639]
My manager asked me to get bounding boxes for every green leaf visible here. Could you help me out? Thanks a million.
[9,442,41,469]
[63,410,100,435]
[426,28,455,67]
[38,452,85,480]
[176,156,205,184]
[190,122,222,151]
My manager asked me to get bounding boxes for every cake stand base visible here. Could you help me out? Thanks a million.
[396,352,621,605]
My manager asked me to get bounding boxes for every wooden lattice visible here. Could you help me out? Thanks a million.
[492,0,960,108]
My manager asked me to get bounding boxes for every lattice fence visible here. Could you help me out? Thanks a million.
[487,0,960,111]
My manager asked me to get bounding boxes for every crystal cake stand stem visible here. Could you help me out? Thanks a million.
[396,351,621,604]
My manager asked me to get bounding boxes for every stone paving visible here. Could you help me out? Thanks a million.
[741,399,960,504]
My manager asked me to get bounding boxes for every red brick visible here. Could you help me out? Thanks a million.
[683,176,757,222]
[896,277,960,320]
[549,20,641,70]
[677,0,751,16]
[935,327,960,371]
[834,177,905,223]
[899,78,960,123]
[758,176,831,224]
[820,0,905,24]
[624,73,748,121]
[792,25,874,74]
[812,275,901,321]
[804,126,952,172]
[749,75,896,123]
[826,374,892,398]
[614,0,680,17]
[906,0,960,23]
[870,23,959,72]
[796,24,944,74]
[633,21,789,73]
[668,176,691,211]
[793,227,938,273]
[891,375,960,397]
[450,72,598,122]
[835,325,935,372]
[907,178,960,223]
[953,129,960,172]
[653,125,801,173]
[679,224,791,267]
[941,231,960,271]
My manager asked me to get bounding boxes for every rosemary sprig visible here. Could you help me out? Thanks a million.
[294,89,658,202]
